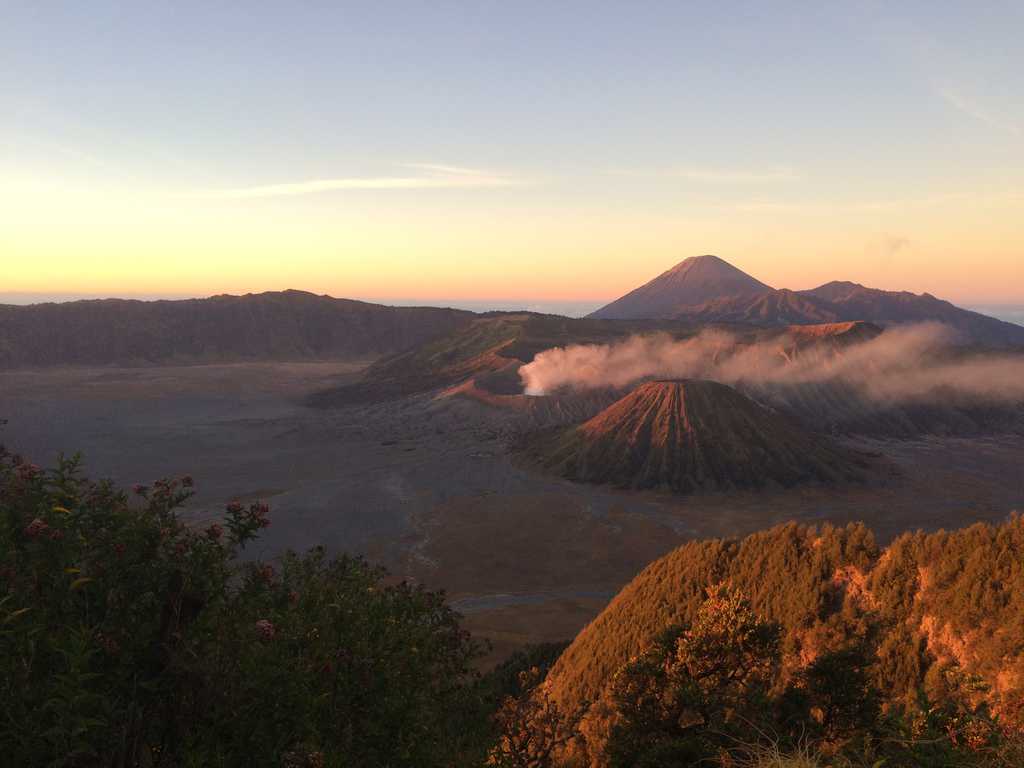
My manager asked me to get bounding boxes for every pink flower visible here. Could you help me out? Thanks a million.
[132,484,148,495]
[255,619,276,640]
[288,590,300,606]
[24,518,48,537]
[16,463,40,481]
[113,542,126,557]
[206,523,223,540]
[225,500,243,514]
[181,475,194,488]
[249,502,271,528]
[257,564,275,584]
[48,528,64,541]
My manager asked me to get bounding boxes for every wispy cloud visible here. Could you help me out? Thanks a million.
[608,166,801,183]
[865,234,912,265]
[936,85,1021,135]
[181,164,523,200]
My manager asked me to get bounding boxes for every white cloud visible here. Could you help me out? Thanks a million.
[181,164,523,200]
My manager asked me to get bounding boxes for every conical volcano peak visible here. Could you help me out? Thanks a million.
[639,377,720,387]
[529,378,855,493]
[589,255,772,320]
[580,378,760,439]
[668,254,739,273]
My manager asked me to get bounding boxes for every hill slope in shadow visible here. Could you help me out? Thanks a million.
[0,290,474,368]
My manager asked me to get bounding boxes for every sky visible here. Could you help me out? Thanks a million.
[2,1,1022,308]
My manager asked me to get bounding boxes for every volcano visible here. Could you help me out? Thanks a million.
[528,379,856,492]
[589,255,1024,347]
[589,254,771,320]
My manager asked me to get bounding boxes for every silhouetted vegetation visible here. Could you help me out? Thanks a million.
[0,447,490,767]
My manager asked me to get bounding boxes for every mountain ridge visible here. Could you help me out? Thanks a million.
[0,290,475,368]
[589,256,1024,346]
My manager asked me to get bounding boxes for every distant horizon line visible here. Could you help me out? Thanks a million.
[0,291,609,317]
[3,286,1024,306]
[2,290,1023,326]
[0,290,607,307]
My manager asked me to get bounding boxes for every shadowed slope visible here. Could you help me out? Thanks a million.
[675,288,839,326]
[0,291,474,369]
[528,379,857,492]
[672,283,1024,346]
[799,281,1024,347]
[307,313,710,406]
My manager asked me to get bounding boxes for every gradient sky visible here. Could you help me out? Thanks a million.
[2,1,1022,306]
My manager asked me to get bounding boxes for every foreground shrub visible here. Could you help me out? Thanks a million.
[606,585,781,766]
[600,586,1024,768]
[0,449,483,767]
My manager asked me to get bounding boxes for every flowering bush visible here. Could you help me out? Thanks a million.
[0,448,484,767]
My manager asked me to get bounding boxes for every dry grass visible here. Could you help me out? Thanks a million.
[725,738,837,768]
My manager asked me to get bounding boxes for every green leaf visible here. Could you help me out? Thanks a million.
[3,607,31,623]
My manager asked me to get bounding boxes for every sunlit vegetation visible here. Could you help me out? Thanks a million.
[539,519,1024,765]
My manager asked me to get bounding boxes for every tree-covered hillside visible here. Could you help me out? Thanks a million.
[541,518,1024,765]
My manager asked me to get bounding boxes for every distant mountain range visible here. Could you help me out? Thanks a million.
[590,255,1024,346]
[2,257,1020,369]
[0,290,473,368]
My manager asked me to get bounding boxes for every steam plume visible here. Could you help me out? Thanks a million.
[518,324,1024,404]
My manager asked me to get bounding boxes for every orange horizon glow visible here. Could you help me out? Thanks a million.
[4,188,1022,306]
[4,166,1023,306]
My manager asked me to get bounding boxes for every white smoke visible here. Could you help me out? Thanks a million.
[519,324,1024,405]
